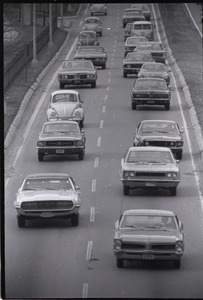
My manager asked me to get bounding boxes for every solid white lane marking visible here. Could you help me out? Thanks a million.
[94,157,99,168]
[100,120,104,129]
[91,179,96,192]
[184,4,202,37]
[82,283,88,298]
[97,137,101,147]
[86,241,93,261]
[102,106,106,113]
[152,3,203,212]
[90,207,95,222]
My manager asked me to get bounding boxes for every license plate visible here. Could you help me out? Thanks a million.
[145,182,156,187]
[147,100,155,104]
[56,149,64,154]
[143,254,154,260]
[41,212,54,218]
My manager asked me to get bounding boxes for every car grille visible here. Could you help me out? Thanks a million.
[144,141,175,147]
[80,74,87,79]
[21,201,74,211]
[122,243,146,250]
[127,63,143,68]
[151,244,175,251]
[136,172,165,176]
[46,141,74,146]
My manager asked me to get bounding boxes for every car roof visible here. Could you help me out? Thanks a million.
[25,173,70,179]
[85,16,100,20]
[136,77,165,82]
[80,30,97,34]
[133,21,152,24]
[51,90,79,96]
[123,209,175,217]
[128,146,171,152]
[140,119,176,125]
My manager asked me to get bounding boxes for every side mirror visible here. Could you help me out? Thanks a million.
[75,186,80,191]
[81,129,85,134]
[176,159,180,164]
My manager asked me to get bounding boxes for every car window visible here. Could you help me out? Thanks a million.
[52,93,77,103]
[121,215,176,229]
[126,150,173,163]
[135,79,167,90]
[140,122,179,134]
[79,47,103,53]
[22,178,73,190]
[63,61,93,69]
[43,123,79,134]
[80,32,96,38]
[141,64,165,72]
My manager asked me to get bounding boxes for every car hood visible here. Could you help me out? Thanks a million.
[19,190,76,202]
[122,162,178,172]
[49,103,79,117]
[39,133,81,141]
[118,228,182,242]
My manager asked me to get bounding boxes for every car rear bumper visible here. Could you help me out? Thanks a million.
[131,98,170,105]
[37,147,84,155]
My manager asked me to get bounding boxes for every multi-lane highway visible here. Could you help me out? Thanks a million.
[4,3,203,298]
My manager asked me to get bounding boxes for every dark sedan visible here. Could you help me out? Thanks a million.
[130,78,171,110]
[74,46,107,69]
[123,52,154,78]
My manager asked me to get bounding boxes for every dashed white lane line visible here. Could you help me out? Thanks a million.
[82,283,88,298]
[106,86,110,91]
[91,179,96,192]
[108,71,111,76]
[100,120,104,129]
[97,136,101,147]
[108,78,111,83]
[104,95,108,101]
[94,157,99,168]
[90,207,95,222]
[86,241,93,261]
[102,106,106,113]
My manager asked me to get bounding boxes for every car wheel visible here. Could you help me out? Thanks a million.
[71,213,79,226]
[38,152,44,162]
[80,119,84,128]
[131,102,137,110]
[170,187,177,196]
[91,82,96,88]
[100,32,102,36]
[117,258,124,268]
[123,186,130,195]
[165,103,170,110]
[78,151,85,160]
[174,260,181,269]
[60,83,64,89]
[102,64,106,69]
[176,151,182,160]
[123,71,127,78]
[17,215,26,228]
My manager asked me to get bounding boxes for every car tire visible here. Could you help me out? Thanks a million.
[165,103,170,110]
[123,186,130,195]
[174,260,181,269]
[17,215,26,228]
[38,152,44,162]
[100,32,102,36]
[176,151,182,160]
[117,258,124,268]
[60,83,64,89]
[80,119,84,128]
[123,71,127,78]
[170,187,177,196]
[102,64,106,69]
[131,102,137,110]
[91,82,96,88]
[78,151,85,160]
[71,213,79,226]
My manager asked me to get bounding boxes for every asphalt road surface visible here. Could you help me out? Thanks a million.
[4,3,203,298]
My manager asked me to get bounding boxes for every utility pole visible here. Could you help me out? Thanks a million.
[31,3,38,65]
[48,3,53,47]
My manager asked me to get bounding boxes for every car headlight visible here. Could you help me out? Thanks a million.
[144,141,149,146]
[130,172,135,177]
[124,171,129,177]
[37,141,45,147]
[114,239,122,251]
[163,72,169,80]
[83,26,88,30]
[73,109,82,119]
[138,73,143,78]
[167,172,177,178]
[126,64,131,68]
[175,241,183,253]
[177,141,183,147]
[170,142,175,146]
[50,109,58,118]
[75,140,84,146]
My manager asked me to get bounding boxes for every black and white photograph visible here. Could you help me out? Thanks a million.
[3,1,203,298]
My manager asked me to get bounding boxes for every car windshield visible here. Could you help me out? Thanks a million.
[139,122,179,135]
[125,10,142,16]
[62,60,93,69]
[52,93,77,103]
[22,178,72,190]
[141,63,166,72]
[121,215,176,230]
[80,32,96,38]
[43,123,79,135]
[79,47,103,53]
[85,18,99,24]
[137,43,162,50]
[126,150,173,164]
[133,24,152,30]
[135,79,167,90]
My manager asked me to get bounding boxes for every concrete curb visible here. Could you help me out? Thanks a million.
[156,4,203,163]
[4,5,82,152]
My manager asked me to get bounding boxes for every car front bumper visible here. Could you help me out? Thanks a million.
[114,250,183,261]
[131,97,170,106]
[15,206,80,218]
[121,178,180,188]
[37,146,84,156]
